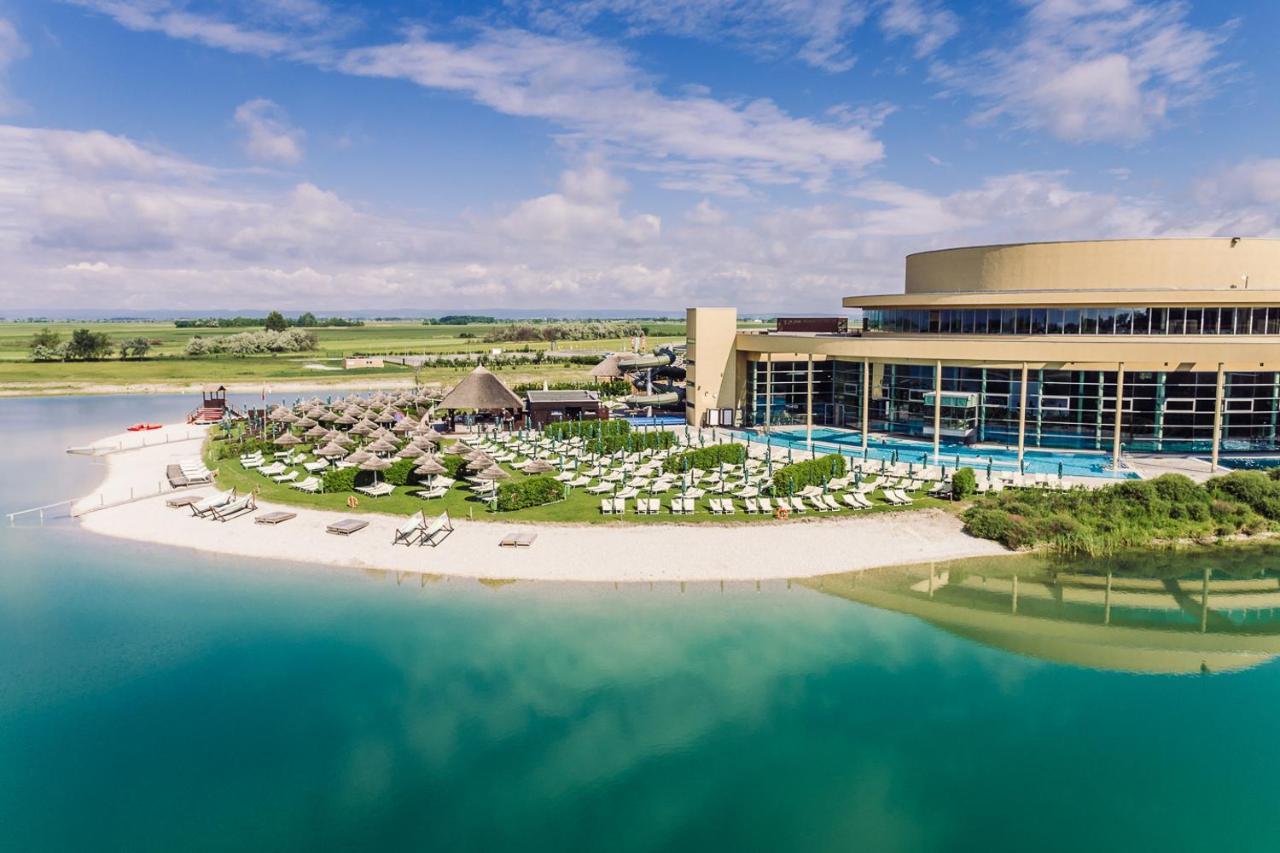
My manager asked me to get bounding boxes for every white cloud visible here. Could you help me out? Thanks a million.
[878,0,959,57]
[686,199,727,226]
[935,0,1231,143]
[339,28,885,194]
[233,98,305,165]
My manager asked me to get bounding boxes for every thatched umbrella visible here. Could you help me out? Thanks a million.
[274,432,302,446]
[367,437,399,455]
[318,410,339,423]
[360,454,392,485]
[304,424,329,440]
[466,454,494,471]
[316,442,348,458]
[524,459,555,475]
[268,406,296,423]
[395,443,426,460]
[305,406,327,419]
[295,416,318,429]
[350,420,377,436]
[375,410,396,425]
[417,426,443,441]
[346,448,373,466]
[334,413,358,426]
[415,455,446,477]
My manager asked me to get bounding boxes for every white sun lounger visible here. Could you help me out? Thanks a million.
[210,493,256,522]
[190,491,235,517]
[258,462,286,477]
[271,470,298,484]
[356,482,395,498]
[821,495,842,511]
[292,476,321,493]
[303,460,329,473]
[393,511,427,546]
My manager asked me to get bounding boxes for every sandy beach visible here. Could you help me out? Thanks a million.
[75,428,1010,583]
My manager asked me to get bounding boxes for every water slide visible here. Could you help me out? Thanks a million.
[615,347,686,408]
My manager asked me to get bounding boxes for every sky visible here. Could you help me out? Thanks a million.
[1,0,1276,313]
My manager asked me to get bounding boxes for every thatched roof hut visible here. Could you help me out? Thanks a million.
[437,365,523,412]
[589,355,624,380]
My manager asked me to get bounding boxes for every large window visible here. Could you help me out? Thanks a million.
[863,305,1280,336]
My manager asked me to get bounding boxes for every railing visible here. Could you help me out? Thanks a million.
[67,428,205,456]
[72,479,210,518]
[6,500,75,526]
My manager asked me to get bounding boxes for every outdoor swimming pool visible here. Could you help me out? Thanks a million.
[761,427,1139,479]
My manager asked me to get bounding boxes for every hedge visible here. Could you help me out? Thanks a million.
[771,454,846,496]
[542,418,674,454]
[496,476,563,511]
[951,467,977,499]
[322,466,358,493]
[663,444,745,474]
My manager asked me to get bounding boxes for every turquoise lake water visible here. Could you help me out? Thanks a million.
[4,395,1280,851]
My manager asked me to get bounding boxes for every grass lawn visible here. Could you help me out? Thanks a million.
[205,439,948,526]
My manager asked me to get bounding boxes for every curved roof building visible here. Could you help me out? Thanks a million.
[687,238,1280,471]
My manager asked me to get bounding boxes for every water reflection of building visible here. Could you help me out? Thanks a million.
[810,556,1280,674]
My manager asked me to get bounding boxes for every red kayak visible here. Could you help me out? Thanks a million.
[127,423,163,432]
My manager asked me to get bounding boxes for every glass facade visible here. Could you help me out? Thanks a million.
[863,306,1280,336]
[744,359,1280,454]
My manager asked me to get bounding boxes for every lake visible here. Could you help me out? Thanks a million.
[3,393,1280,851]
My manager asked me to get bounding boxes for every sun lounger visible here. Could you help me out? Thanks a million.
[610,497,624,514]
[708,498,724,514]
[417,486,449,500]
[809,497,829,512]
[669,498,685,514]
[422,512,454,546]
[822,495,842,511]
[758,497,773,513]
[616,487,639,500]
[788,497,807,513]
[499,531,537,548]
[854,492,873,509]
[271,470,298,484]
[356,482,395,498]
[303,460,329,473]
[393,511,428,546]
[681,497,696,514]
[600,498,614,515]
[326,518,368,536]
[841,493,863,510]
[721,500,736,515]
[210,493,256,522]
[258,462,286,477]
[255,511,296,525]
[586,482,614,495]
[190,491,235,517]
[292,476,321,492]
[744,497,758,513]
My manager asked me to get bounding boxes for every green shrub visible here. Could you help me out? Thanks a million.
[663,443,745,474]
[496,476,563,511]
[1206,471,1280,520]
[384,458,417,486]
[322,466,357,494]
[951,467,977,499]
[771,454,846,495]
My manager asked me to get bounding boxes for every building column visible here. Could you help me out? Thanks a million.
[932,360,942,462]
[1017,362,1028,468]
[805,354,814,446]
[1154,371,1166,452]
[764,356,773,431]
[1112,363,1125,472]
[1212,362,1225,472]
[1270,372,1279,450]
[860,356,870,450]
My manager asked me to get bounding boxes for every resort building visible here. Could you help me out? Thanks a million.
[687,238,1280,469]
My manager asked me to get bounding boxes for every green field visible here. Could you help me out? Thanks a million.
[0,318,745,394]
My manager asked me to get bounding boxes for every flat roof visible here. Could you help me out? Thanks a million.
[525,390,601,404]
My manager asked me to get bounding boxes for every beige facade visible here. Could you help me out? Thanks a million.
[689,238,1280,472]
[685,307,739,427]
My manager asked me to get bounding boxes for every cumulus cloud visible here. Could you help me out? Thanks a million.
[3,123,1271,314]
[935,0,1231,143]
[878,0,959,57]
[234,98,305,165]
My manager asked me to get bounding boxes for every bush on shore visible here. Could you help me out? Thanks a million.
[960,472,1277,556]
[663,444,745,474]
[771,454,846,496]
[496,476,563,511]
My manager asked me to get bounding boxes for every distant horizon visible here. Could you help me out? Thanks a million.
[0,308,852,322]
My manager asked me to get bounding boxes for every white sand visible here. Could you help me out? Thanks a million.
[75,429,1010,583]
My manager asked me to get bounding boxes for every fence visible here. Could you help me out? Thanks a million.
[67,428,205,457]
[5,500,75,526]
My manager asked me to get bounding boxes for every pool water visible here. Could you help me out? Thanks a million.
[764,427,1139,479]
[6,394,1280,851]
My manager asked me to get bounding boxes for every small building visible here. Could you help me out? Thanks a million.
[344,356,384,370]
[524,389,608,427]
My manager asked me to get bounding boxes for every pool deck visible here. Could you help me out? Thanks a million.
[74,427,1010,583]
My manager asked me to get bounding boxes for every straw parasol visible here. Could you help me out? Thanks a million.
[346,448,373,465]
[304,424,329,440]
[360,454,392,484]
[392,417,418,434]
[395,443,425,459]
[466,454,495,471]
[417,426,443,441]
[318,410,339,422]
[523,459,555,474]
[437,365,523,412]
[415,455,447,476]
[335,413,358,426]
[316,442,348,458]
[295,416,318,429]
[274,432,301,446]
[367,437,399,455]
[268,406,297,423]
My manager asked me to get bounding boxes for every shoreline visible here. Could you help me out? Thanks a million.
[0,377,423,399]
[73,426,1011,583]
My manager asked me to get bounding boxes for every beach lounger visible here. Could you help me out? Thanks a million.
[326,518,368,536]
[292,476,321,493]
[744,497,758,513]
[682,497,696,514]
[821,495,842,511]
[841,493,863,510]
[721,500,736,515]
[610,497,625,514]
[853,492,873,509]
[499,531,537,548]
[258,462,286,477]
[417,486,448,500]
[421,512,454,546]
[616,487,639,500]
[210,493,255,522]
[393,511,427,546]
[758,497,773,513]
[600,498,615,515]
[586,482,613,495]
[356,482,395,498]
[271,470,298,484]
[788,497,807,513]
[255,511,296,525]
[669,498,684,514]
[190,491,235,517]
[809,497,829,512]
[303,460,329,473]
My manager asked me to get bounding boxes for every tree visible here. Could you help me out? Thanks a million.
[119,337,152,360]
[65,328,113,361]
[295,311,318,328]
[951,467,978,500]
[264,310,288,332]
[29,328,63,361]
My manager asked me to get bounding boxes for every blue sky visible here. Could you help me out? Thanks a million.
[0,0,1275,312]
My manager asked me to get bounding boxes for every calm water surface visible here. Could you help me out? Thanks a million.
[3,395,1280,851]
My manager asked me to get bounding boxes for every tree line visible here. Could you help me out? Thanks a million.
[174,311,363,329]
[29,328,152,361]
